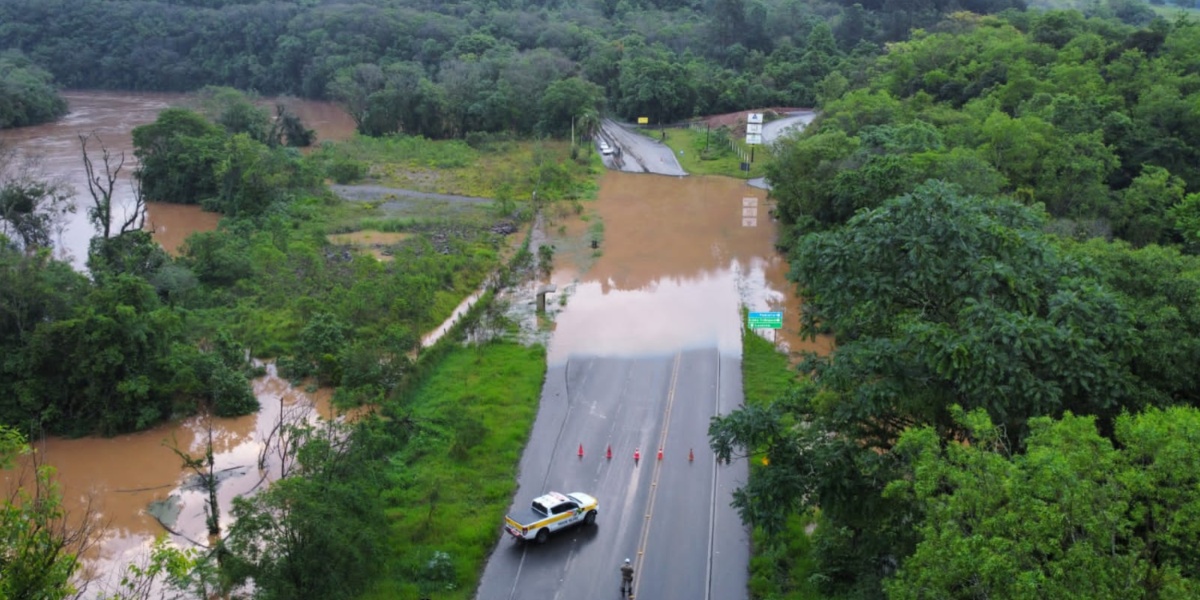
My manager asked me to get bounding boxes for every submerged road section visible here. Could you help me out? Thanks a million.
[476,166,830,600]
[474,351,748,600]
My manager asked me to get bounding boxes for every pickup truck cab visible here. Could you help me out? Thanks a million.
[504,491,598,543]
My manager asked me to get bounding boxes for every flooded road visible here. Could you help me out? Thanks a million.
[0,90,357,266]
[478,171,829,600]
[545,171,830,363]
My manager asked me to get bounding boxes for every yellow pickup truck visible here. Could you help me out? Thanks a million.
[503,491,599,544]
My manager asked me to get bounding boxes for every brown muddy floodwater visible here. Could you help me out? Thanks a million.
[0,364,345,596]
[0,90,357,266]
[0,91,358,596]
[544,172,832,364]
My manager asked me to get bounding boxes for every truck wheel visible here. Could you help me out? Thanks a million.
[535,528,549,544]
[584,510,597,526]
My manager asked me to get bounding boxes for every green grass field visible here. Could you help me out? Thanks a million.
[364,341,547,600]
[662,127,769,179]
[316,134,602,201]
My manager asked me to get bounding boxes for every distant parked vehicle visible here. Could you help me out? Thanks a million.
[599,141,613,155]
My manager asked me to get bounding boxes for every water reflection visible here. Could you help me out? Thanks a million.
[0,90,357,267]
[546,172,831,364]
[1,363,340,595]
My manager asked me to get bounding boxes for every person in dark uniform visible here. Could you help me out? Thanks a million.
[620,558,634,595]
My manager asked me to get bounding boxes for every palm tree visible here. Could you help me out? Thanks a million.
[576,108,600,143]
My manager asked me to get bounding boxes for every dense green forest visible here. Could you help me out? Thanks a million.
[767,11,1200,249]
[0,50,66,128]
[0,0,1054,134]
[712,8,1200,600]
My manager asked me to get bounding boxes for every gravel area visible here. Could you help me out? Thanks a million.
[329,184,494,216]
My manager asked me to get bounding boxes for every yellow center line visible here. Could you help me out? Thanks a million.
[631,352,682,599]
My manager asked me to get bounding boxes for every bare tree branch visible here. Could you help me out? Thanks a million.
[3,435,107,600]
[79,132,143,240]
[163,418,221,537]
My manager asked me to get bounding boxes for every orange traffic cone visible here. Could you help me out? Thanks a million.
[578,444,584,458]
[606,445,613,460]
[633,448,641,462]
[689,448,695,462]
[657,448,663,461]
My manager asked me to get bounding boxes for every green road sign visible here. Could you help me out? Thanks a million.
[747,311,783,329]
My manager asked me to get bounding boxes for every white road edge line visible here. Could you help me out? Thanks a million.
[706,350,721,600]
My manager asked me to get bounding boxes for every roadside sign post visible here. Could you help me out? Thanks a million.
[746,113,763,162]
[747,311,783,330]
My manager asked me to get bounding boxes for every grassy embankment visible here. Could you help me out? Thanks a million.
[316,134,602,201]
[251,134,603,347]
[363,340,548,600]
[662,127,769,179]
[741,323,823,600]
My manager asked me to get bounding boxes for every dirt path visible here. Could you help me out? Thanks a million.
[329,183,494,218]
[330,184,492,204]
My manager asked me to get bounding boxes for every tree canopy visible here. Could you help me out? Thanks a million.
[887,406,1200,599]
[0,0,1043,134]
[0,50,67,129]
[711,179,1200,597]
[768,12,1200,251]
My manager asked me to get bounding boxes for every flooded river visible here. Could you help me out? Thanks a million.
[0,90,357,264]
[0,91,358,596]
[32,365,341,592]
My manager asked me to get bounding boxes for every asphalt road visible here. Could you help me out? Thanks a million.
[746,111,818,189]
[599,119,687,177]
[761,110,817,145]
[475,349,749,600]
[475,112,801,600]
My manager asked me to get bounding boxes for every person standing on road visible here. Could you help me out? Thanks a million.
[620,558,634,595]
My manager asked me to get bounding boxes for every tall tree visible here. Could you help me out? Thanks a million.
[223,421,389,600]
[80,132,143,242]
[538,76,605,137]
[132,108,226,205]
